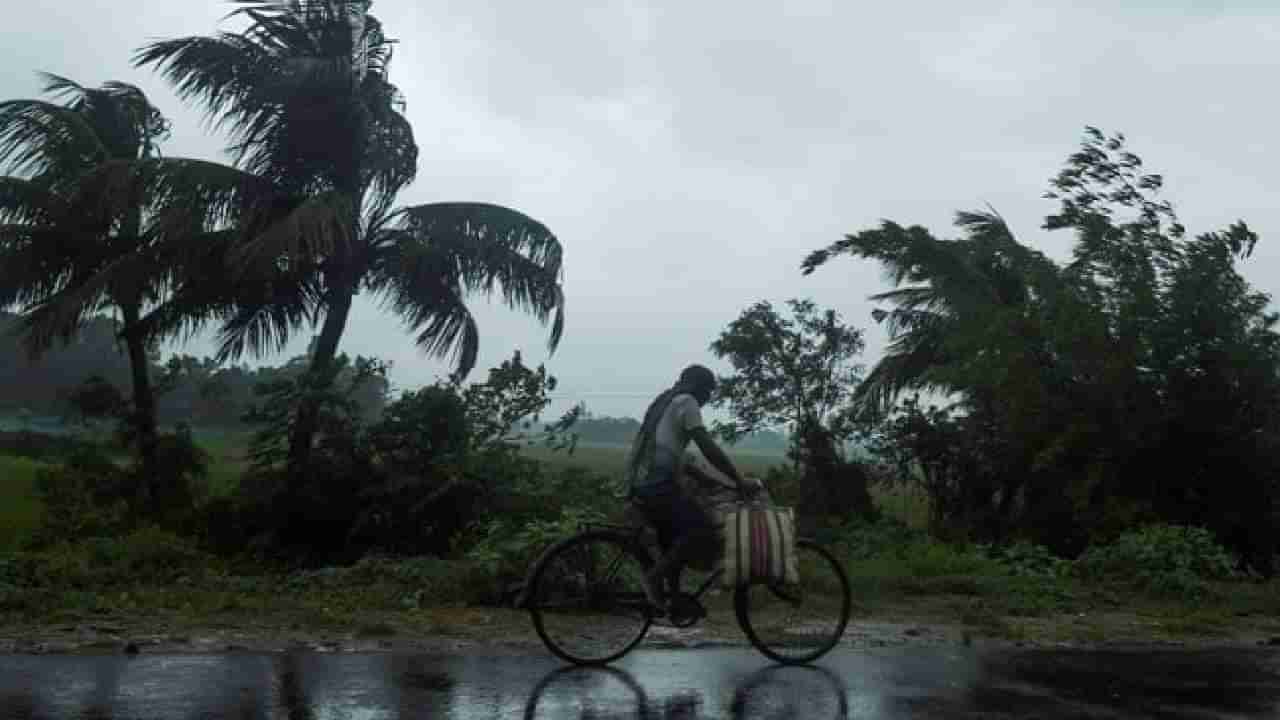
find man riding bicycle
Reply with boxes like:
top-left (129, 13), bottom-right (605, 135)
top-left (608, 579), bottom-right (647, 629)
top-left (626, 364), bottom-right (757, 615)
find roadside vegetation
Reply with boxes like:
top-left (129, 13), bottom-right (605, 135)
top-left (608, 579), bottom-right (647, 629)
top-left (3, 1), bottom-right (1280, 648)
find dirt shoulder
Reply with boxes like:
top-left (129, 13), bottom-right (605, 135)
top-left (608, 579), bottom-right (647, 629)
top-left (4, 596), bottom-right (1278, 656)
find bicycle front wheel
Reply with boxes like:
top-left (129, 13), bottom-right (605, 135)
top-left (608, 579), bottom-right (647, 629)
top-left (528, 530), bottom-right (654, 665)
top-left (734, 539), bottom-right (852, 665)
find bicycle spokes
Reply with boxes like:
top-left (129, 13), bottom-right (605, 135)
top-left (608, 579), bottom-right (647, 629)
top-left (529, 532), bottom-right (654, 665)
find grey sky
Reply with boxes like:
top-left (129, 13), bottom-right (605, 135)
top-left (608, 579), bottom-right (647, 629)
top-left (2, 1), bottom-right (1279, 419)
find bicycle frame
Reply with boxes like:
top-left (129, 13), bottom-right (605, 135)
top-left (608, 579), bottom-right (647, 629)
top-left (579, 520), bottom-right (726, 606)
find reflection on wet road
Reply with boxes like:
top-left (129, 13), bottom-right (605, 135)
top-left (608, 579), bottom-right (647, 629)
top-left (1, 647), bottom-right (1279, 718)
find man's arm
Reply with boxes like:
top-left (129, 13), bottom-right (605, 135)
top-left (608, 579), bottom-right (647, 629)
top-left (689, 426), bottom-right (747, 489)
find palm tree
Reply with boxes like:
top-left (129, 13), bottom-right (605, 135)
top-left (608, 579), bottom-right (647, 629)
top-left (123, 0), bottom-right (565, 470)
top-left (801, 210), bottom-right (1065, 415)
top-left (0, 74), bottom-right (173, 492)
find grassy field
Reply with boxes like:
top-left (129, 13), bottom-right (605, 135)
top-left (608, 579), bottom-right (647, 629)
top-left (5, 429), bottom-right (1280, 647)
top-left (521, 441), bottom-right (786, 477)
top-left (525, 441), bottom-right (931, 528)
top-left (0, 456), bottom-right (45, 551)
top-left (0, 431), bottom-right (928, 552)
top-left (195, 430), bottom-right (254, 498)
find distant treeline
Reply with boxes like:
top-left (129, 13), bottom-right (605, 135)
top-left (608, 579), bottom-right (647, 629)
top-left (570, 412), bottom-right (790, 452)
top-left (0, 312), bottom-right (387, 427)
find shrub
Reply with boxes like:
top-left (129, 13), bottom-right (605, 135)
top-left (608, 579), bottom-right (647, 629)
top-left (824, 516), bottom-right (926, 561)
top-left (17, 526), bottom-right (215, 589)
top-left (464, 505), bottom-right (610, 603)
top-left (981, 541), bottom-right (1071, 580)
top-left (143, 425), bottom-right (212, 520)
top-left (1075, 524), bottom-right (1239, 598)
top-left (892, 540), bottom-right (999, 578)
top-left (27, 447), bottom-right (132, 547)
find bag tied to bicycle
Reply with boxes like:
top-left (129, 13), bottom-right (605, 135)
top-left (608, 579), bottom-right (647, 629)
top-left (721, 503), bottom-right (800, 588)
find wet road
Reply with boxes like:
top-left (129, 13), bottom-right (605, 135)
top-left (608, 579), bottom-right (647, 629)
top-left (1, 646), bottom-right (1278, 718)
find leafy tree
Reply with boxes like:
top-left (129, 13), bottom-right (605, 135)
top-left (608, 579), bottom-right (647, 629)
top-left (112, 0), bottom-right (566, 477)
top-left (804, 127), bottom-right (1280, 566)
top-left (226, 349), bottom-right (576, 561)
top-left (0, 74), bottom-right (173, 498)
top-left (711, 299), bottom-right (865, 446)
top-left (65, 375), bottom-right (126, 429)
top-left (710, 298), bottom-right (875, 518)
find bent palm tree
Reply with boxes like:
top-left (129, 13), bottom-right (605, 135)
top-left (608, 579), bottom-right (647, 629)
top-left (801, 211), bottom-right (1065, 415)
top-left (0, 74), bottom-right (173, 494)
top-left (126, 0), bottom-right (565, 470)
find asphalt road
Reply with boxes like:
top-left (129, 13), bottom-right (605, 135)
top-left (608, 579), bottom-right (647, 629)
top-left (2, 646), bottom-right (1279, 718)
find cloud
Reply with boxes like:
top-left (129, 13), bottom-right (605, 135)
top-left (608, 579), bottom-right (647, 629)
top-left (2, 0), bottom-right (1279, 419)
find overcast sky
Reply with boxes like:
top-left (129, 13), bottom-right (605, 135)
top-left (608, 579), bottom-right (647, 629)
top-left (3, 1), bottom-right (1279, 419)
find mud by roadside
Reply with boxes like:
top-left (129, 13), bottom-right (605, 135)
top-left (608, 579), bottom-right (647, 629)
top-left (3, 602), bottom-right (1278, 656)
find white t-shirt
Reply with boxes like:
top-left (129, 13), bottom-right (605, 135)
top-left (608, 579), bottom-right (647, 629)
top-left (628, 393), bottom-right (704, 491)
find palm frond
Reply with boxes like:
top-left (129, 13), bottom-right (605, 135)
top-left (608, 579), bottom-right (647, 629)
top-left (366, 243), bottom-right (480, 375)
top-left (135, 34), bottom-right (274, 133)
top-left (214, 268), bottom-right (324, 361)
top-left (0, 176), bottom-right (67, 225)
top-left (15, 243), bottom-right (148, 352)
top-left (855, 325), bottom-right (950, 413)
top-left (136, 2), bottom-right (413, 206)
top-left (0, 98), bottom-right (106, 183)
top-left (0, 224), bottom-right (86, 309)
top-left (387, 202), bottom-right (566, 353)
top-left (71, 157), bottom-right (274, 238)
top-left (38, 73), bottom-right (170, 159)
top-left (228, 190), bottom-right (354, 269)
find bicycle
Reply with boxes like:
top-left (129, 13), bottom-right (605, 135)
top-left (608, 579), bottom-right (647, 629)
top-left (519, 484), bottom-right (852, 667)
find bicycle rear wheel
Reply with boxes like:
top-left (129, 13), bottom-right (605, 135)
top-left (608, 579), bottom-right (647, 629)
top-left (734, 539), bottom-right (851, 665)
top-left (528, 530), bottom-right (654, 665)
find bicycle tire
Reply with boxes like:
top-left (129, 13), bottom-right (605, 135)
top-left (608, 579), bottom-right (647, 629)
top-left (527, 530), bottom-right (655, 666)
top-left (734, 539), bottom-right (852, 665)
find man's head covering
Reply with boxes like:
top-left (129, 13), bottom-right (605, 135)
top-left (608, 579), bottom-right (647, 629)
top-left (677, 364), bottom-right (716, 394)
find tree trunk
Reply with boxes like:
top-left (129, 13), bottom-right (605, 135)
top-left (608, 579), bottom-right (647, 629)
top-left (119, 303), bottom-right (159, 510)
top-left (286, 282), bottom-right (355, 475)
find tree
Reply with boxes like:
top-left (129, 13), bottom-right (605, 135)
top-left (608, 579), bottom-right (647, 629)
top-left (803, 127), bottom-right (1280, 564)
top-left (0, 74), bottom-right (174, 499)
top-left (101, 0), bottom-right (565, 476)
top-left (65, 374), bottom-right (126, 429)
top-left (710, 298), bottom-right (875, 518)
top-left (801, 210), bottom-right (1074, 539)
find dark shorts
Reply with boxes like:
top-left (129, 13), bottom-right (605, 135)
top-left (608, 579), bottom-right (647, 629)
top-left (631, 482), bottom-right (714, 551)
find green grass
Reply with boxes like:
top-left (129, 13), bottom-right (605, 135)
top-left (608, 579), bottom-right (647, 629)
top-left (521, 442), bottom-right (932, 528)
top-left (0, 456), bottom-right (45, 551)
top-left (193, 431), bottom-right (253, 498)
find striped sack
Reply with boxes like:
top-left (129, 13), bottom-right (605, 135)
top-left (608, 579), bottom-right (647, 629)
top-left (720, 504), bottom-right (800, 588)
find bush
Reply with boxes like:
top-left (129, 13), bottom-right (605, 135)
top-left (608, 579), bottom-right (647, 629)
top-left (1075, 524), bottom-right (1239, 598)
top-left (16, 526), bottom-right (216, 589)
top-left (981, 541), bottom-right (1071, 580)
top-left (28, 447), bottom-right (133, 547)
top-left (231, 352), bottom-right (580, 564)
top-left (891, 540), bottom-right (999, 578)
top-left (825, 516), bottom-right (926, 561)
top-left (144, 425), bottom-right (212, 519)
top-left (464, 505), bottom-right (611, 604)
